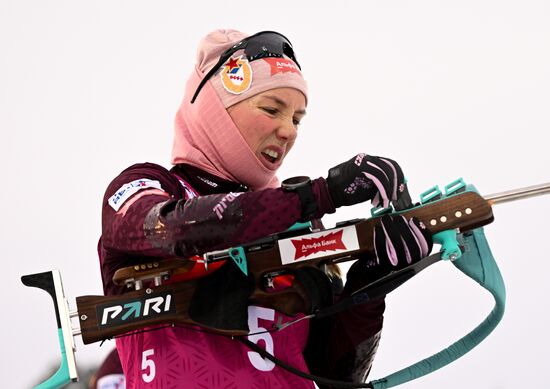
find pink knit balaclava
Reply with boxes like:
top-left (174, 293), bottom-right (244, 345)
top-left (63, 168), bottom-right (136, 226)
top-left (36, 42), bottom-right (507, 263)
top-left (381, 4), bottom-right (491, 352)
top-left (171, 29), bottom-right (308, 190)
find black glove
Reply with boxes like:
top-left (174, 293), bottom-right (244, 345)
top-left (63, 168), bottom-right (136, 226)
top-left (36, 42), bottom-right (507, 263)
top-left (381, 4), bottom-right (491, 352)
top-left (373, 214), bottom-right (433, 272)
top-left (343, 214), bottom-right (433, 297)
top-left (326, 154), bottom-right (407, 208)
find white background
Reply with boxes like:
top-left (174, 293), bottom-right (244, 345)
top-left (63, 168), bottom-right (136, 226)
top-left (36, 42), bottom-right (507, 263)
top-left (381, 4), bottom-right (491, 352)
top-left (2, 1), bottom-right (549, 388)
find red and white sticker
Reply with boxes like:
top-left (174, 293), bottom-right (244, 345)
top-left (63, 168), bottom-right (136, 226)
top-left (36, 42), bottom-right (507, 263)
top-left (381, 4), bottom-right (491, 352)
top-left (262, 57), bottom-right (302, 76)
top-left (278, 226), bottom-right (359, 265)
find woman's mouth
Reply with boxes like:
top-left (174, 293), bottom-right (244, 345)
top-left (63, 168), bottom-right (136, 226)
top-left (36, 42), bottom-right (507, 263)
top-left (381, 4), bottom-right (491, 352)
top-left (262, 149), bottom-right (279, 163)
top-left (259, 147), bottom-right (283, 169)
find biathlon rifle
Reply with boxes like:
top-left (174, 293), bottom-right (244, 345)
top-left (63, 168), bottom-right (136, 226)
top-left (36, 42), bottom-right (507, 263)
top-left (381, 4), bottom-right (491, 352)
top-left (22, 178), bottom-right (550, 388)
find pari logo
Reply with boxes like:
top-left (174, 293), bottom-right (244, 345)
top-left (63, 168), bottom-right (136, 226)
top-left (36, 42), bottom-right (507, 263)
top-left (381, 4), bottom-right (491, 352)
top-left (98, 291), bottom-right (174, 328)
top-left (278, 226), bottom-right (360, 265)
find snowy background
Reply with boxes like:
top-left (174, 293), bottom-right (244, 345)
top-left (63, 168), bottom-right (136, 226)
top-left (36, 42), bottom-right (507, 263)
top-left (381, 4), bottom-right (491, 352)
top-left (2, 1), bottom-right (549, 388)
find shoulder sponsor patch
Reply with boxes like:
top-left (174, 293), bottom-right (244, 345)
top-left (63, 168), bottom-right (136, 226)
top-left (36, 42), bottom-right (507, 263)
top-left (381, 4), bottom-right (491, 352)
top-left (108, 178), bottom-right (163, 211)
top-left (278, 226), bottom-right (360, 265)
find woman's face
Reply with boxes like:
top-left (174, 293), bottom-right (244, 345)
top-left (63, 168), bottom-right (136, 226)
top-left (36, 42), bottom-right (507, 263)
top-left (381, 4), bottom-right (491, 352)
top-left (227, 87), bottom-right (306, 171)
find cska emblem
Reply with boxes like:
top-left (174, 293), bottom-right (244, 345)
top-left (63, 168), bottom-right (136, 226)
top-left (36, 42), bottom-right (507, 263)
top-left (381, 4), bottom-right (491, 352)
top-left (220, 56), bottom-right (252, 95)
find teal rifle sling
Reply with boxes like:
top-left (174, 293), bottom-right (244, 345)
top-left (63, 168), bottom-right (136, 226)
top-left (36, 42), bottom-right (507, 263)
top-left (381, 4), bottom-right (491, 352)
top-left (369, 227), bottom-right (506, 388)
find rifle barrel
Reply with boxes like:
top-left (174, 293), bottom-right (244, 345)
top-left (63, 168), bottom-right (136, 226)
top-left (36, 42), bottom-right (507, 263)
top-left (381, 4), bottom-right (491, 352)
top-left (485, 182), bottom-right (550, 205)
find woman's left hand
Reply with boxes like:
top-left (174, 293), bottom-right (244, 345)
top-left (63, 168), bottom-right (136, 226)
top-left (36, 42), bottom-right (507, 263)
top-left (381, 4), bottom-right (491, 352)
top-left (373, 214), bottom-right (433, 271)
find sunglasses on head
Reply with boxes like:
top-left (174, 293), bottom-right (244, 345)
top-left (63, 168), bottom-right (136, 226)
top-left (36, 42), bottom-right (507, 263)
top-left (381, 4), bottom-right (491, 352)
top-left (191, 31), bottom-right (301, 103)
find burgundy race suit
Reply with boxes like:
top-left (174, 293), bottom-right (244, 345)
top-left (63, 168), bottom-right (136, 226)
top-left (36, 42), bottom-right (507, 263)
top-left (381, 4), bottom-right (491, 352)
top-left (89, 348), bottom-right (125, 389)
top-left (99, 162), bottom-right (385, 388)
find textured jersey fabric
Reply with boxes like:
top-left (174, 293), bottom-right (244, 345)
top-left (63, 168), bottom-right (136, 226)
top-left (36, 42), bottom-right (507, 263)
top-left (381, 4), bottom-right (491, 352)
top-left (117, 308), bottom-right (312, 389)
top-left (98, 162), bottom-right (385, 388)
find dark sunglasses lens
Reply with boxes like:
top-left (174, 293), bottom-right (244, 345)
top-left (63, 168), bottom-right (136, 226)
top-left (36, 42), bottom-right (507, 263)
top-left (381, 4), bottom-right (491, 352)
top-left (249, 33), bottom-right (286, 52)
top-left (244, 32), bottom-right (300, 68)
top-left (282, 43), bottom-right (298, 65)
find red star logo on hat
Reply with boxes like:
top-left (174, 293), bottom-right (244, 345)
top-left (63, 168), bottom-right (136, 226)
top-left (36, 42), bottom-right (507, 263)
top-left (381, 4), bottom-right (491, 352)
top-left (225, 57), bottom-right (240, 71)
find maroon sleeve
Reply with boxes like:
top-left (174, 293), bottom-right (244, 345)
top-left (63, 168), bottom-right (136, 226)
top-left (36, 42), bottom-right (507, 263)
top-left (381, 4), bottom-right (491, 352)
top-left (143, 178), bottom-right (336, 258)
top-left (101, 163), bottom-right (184, 257)
top-left (100, 163), bottom-right (336, 293)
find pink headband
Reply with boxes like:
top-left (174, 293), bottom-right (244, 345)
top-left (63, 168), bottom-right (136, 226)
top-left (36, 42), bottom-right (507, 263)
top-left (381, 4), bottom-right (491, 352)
top-left (195, 29), bottom-right (308, 107)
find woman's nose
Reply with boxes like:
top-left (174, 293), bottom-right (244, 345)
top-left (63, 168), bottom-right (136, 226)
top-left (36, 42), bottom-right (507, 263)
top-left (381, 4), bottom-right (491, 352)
top-left (276, 119), bottom-right (298, 141)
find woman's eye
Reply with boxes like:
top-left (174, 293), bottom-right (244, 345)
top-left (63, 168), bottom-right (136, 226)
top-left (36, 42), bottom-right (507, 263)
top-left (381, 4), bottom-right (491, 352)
top-left (261, 107), bottom-right (278, 115)
top-left (293, 118), bottom-right (301, 126)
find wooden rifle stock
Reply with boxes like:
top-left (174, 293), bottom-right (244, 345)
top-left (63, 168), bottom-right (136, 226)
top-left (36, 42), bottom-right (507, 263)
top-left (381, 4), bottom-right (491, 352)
top-left (76, 190), bottom-right (494, 344)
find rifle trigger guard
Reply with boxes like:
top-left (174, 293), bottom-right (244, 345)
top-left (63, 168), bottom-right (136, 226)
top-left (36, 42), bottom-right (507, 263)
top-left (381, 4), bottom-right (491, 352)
top-left (433, 229), bottom-right (462, 261)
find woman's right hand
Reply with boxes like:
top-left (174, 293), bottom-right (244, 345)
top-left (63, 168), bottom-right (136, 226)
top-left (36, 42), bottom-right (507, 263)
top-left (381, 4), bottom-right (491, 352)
top-left (326, 153), bottom-right (407, 208)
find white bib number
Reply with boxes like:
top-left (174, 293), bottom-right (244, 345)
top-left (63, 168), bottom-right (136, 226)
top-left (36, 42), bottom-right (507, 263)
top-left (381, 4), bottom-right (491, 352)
top-left (141, 348), bottom-right (156, 383)
top-left (246, 306), bottom-right (276, 372)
